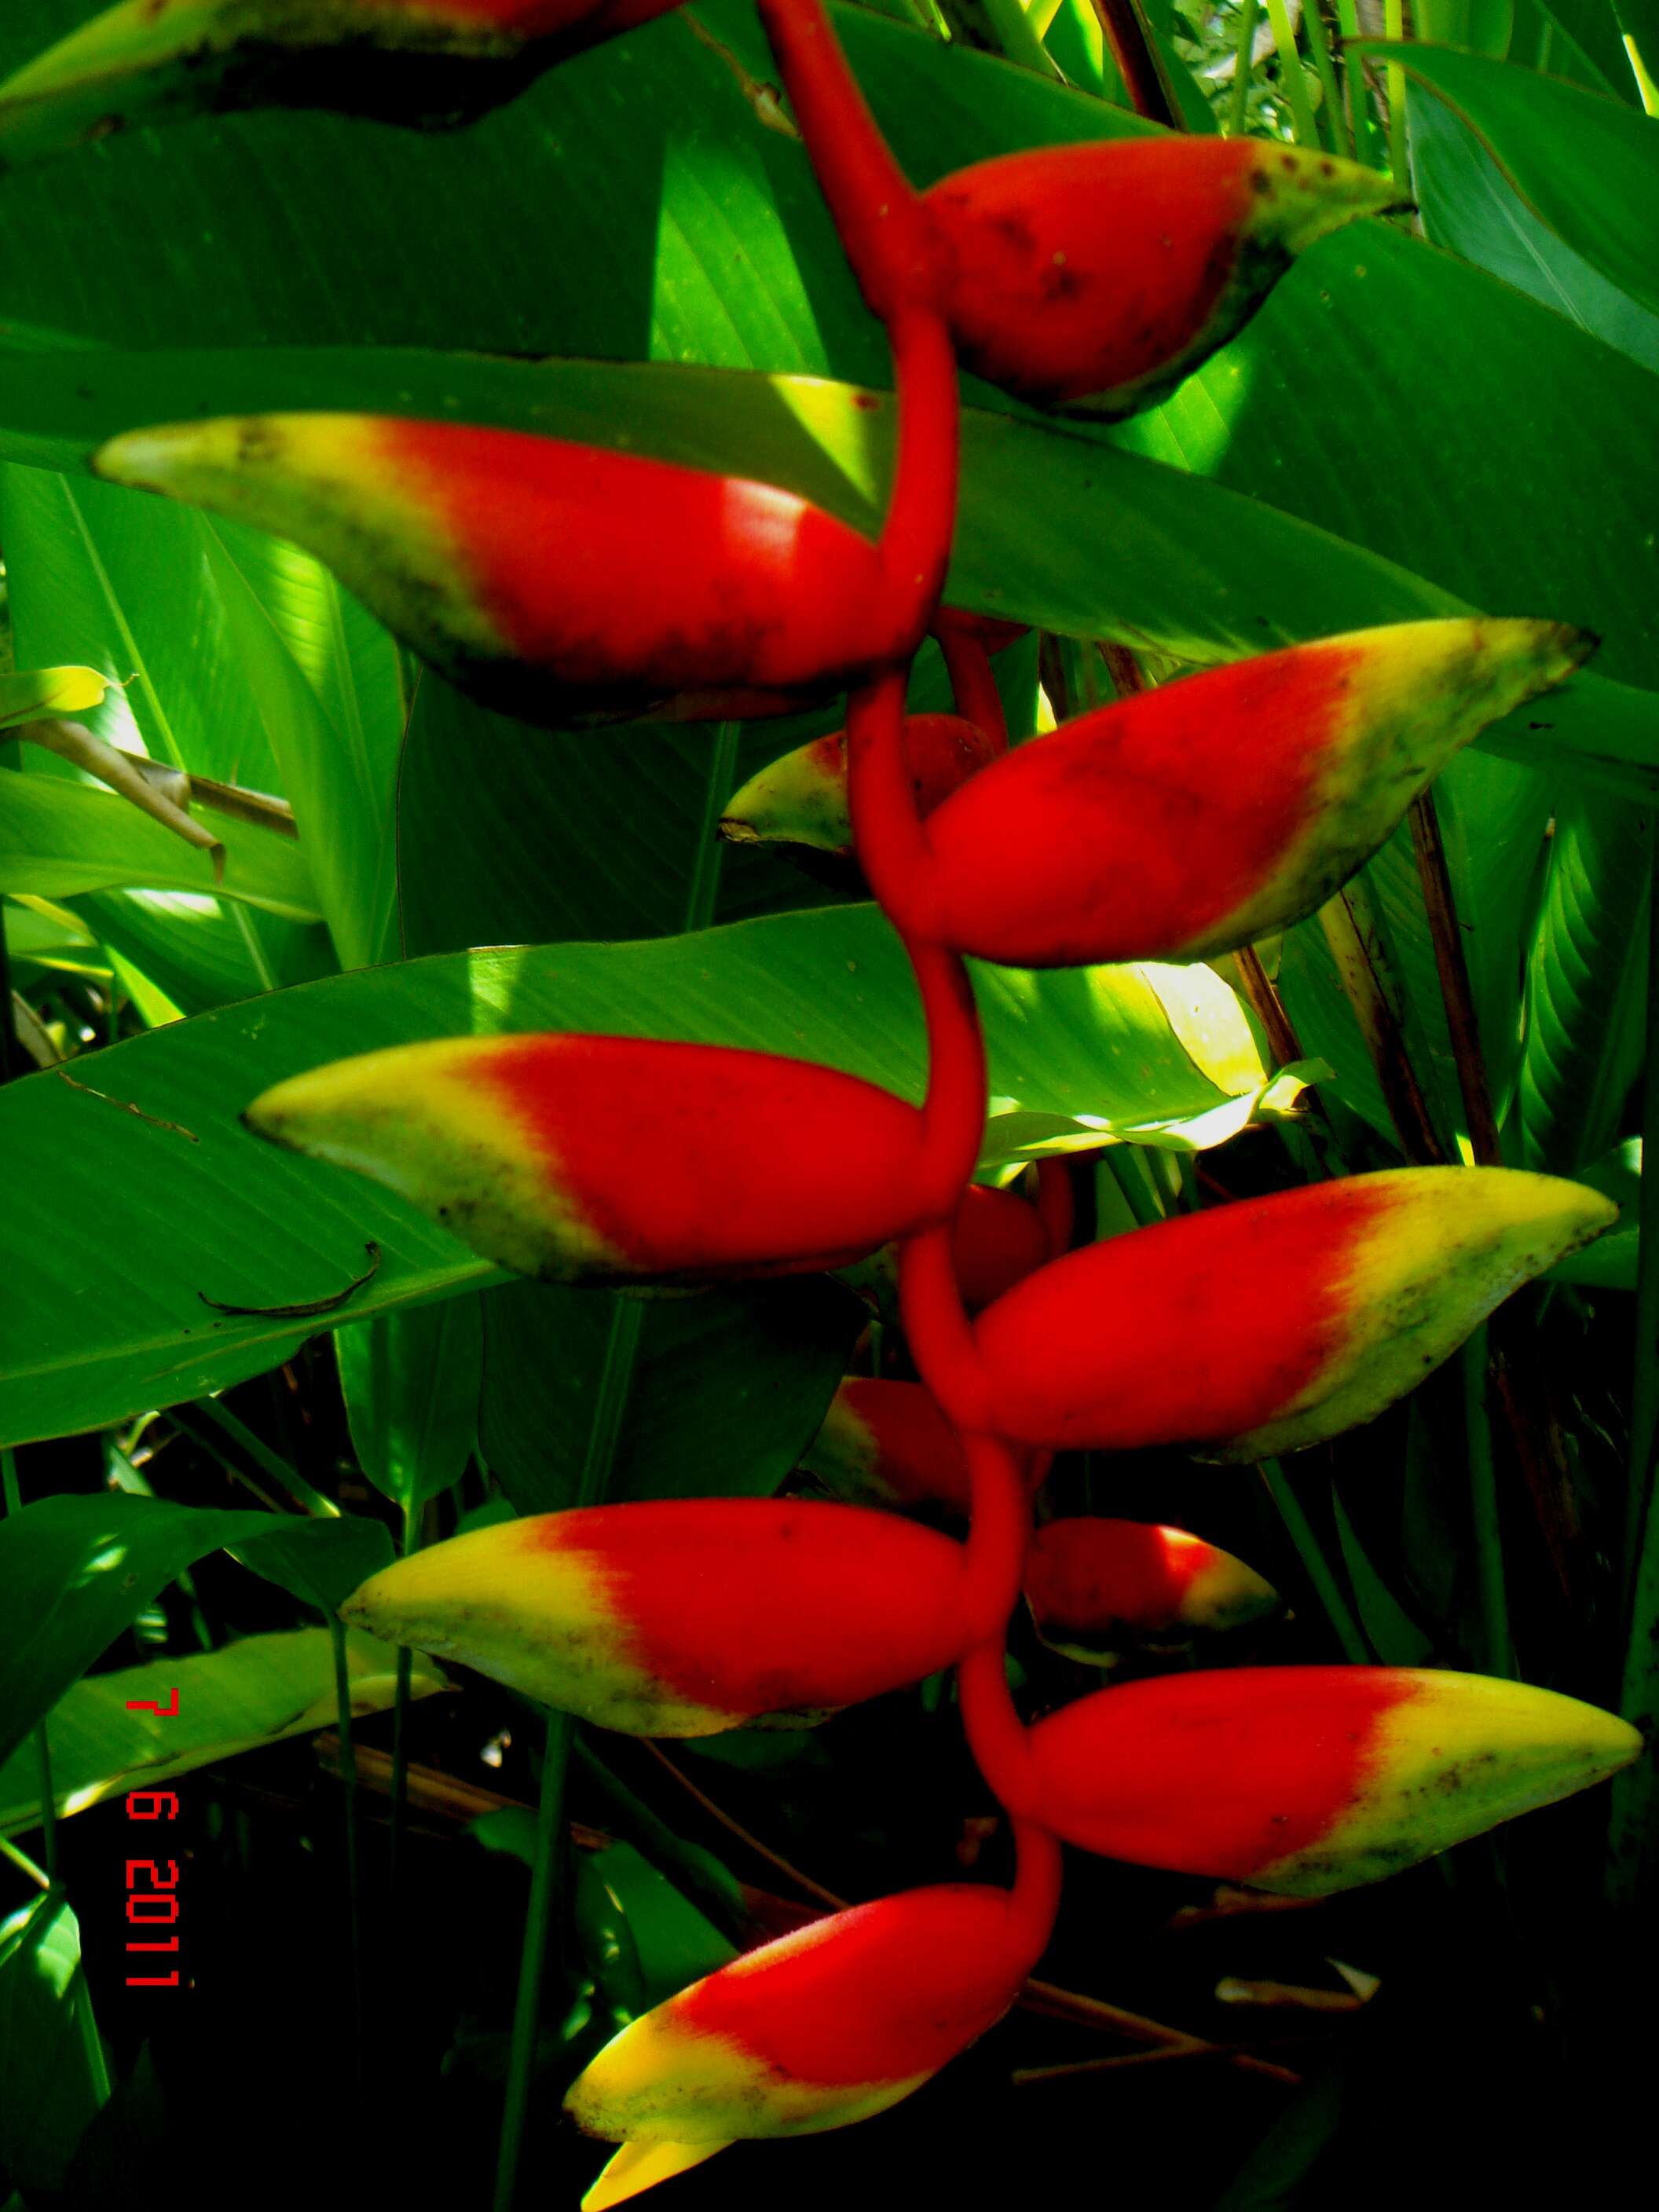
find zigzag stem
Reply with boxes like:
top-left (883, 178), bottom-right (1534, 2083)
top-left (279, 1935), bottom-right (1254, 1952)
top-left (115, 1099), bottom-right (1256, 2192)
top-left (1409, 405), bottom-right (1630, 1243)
top-left (778, 0), bottom-right (1061, 1978)
top-left (847, 656), bottom-right (1062, 1969)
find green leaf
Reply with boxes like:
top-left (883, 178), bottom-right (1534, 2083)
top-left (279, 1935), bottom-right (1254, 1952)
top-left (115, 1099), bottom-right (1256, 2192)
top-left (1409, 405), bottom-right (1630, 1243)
top-left (1360, 40), bottom-right (1659, 317)
top-left (0, 1626), bottom-right (450, 1837)
top-left (0, 1493), bottom-right (390, 1775)
top-left (478, 1278), bottom-right (856, 1514)
top-left (0, 906), bottom-right (1271, 1444)
top-left (336, 1297), bottom-right (482, 1511)
top-left (0, 665), bottom-right (110, 727)
top-left (0, 1892), bottom-right (108, 2195)
top-left (1552, 1137), bottom-right (1640, 1286)
top-left (1516, 796), bottom-right (1650, 1174)
top-left (0, 463), bottom-right (399, 969)
top-left (577, 1842), bottom-right (737, 2012)
top-left (1409, 84), bottom-right (1659, 374)
top-left (0, 770), bottom-right (320, 917)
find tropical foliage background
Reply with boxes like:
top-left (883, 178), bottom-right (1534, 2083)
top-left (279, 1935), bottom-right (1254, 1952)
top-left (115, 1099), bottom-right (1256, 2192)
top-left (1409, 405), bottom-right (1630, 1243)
top-left (0, 0), bottom-right (1655, 2204)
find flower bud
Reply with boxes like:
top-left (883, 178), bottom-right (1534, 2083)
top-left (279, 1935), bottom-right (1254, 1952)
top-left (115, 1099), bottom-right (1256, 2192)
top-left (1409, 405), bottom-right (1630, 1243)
top-left (1019, 1666), bottom-right (1643, 1892)
top-left (890, 621), bottom-right (1593, 967)
top-left (567, 1882), bottom-right (1041, 2205)
top-left (340, 1500), bottom-right (969, 1734)
top-left (973, 1167), bottom-right (1617, 1459)
top-left (925, 137), bottom-right (1408, 416)
top-left (243, 1034), bottom-right (931, 1287)
top-left (804, 1378), bottom-right (972, 1514)
top-left (0, 0), bottom-right (679, 159)
top-left (92, 416), bottom-right (903, 725)
top-left (720, 713), bottom-right (994, 865)
top-left (1024, 1518), bottom-right (1280, 1661)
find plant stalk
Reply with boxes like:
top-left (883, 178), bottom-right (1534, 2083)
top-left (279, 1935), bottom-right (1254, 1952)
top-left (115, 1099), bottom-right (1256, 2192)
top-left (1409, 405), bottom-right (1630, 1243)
top-left (1463, 1324), bottom-right (1515, 1677)
top-left (1227, 0), bottom-right (1262, 134)
top-left (1259, 1459), bottom-right (1369, 1663)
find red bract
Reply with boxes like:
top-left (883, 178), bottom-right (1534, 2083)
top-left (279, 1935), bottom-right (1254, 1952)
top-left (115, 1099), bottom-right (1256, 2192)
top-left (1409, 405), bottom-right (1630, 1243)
top-left (866, 621), bottom-right (1593, 966)
top-left (720, 712), bottom-right (995, 866)
top-left (1015, 1667), bottom-right (1643, 1892)
top-left (0, 0), bottom-right (683, 157)
top-left (924, 137), bottom-right (1407, 416)
top-left (972, 1167), bottom-right (1616, 1458)
top-left (92, 416), bottom-right (930, 727)
top-left (1024, 1518), bottom-right (1280, 1660)
top-left (244, 1033), bottom-right (943, 1286)
top-left (342, 1500), bottom-right (970, 1734)
top-left (566, 1881), bottom-right (1046, 2204)
top-left (802, 1375), bottom-right (1049, 1517)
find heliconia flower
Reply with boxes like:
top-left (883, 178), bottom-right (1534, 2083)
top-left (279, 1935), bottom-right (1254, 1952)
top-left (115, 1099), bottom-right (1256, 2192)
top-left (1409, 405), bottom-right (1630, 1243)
top-left (972, 1167), bottom-right (1616, 1459)
top-left (0, 0), bottom-right (681, 159)
top-left (923, 137), bottom-right (1408, 417)
top-left (720, 713), bottom-right (995, 866)
top-left (1016, 1666), bottom-right (1643, 1893)
top-left (566, 1882), bottom-right (1042, 2206)
top-left (243, 1034), bottom-right (936, 1287)
top-left (1024, 1518), bottom-right (1280, 1662)
top-left (340, 1500), bottom-right (969, 1734)
top-left (92, 417), bottom-right (911, 727)
top-left (880, 621), bottom-right (1593, 968)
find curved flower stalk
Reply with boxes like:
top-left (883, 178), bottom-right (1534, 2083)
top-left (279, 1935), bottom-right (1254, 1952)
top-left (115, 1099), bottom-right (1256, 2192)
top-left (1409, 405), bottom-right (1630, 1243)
top-left (1012, 1668), bottom-right (1643, 1892)
top-left (92, 368), bottom-right (959, 727)
top-left (0, 0), bottom-right (681, 159)
top-left (969, 1166), bottom-right (1617, 1459)
top-left (856, 619), bottom-right (1594, 968)
top-left (244, 1034), bottom-right (944, 1285)
top-left (566, 1848), bottom-right (1062, 2210)
top-left (341, 1500), bottom-right (971, 1734)
top-left (1024, 1518), bottom-right (1281, 1661)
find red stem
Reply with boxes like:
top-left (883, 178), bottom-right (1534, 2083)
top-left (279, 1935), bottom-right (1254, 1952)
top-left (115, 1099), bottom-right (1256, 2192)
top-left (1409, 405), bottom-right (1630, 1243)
top-left (957, 1640), bottom-right (1031, 1811)
top-left (899, 1221), bottom-right (992, 1432)
top-left (936, 610), bottom-right (1009, 754)
top-left (1008, 1818), bottom-right (1064, 1964)
top-left (961, 1429), bottom-right (1031, 1639)
top-left (877, 306), bottom-right (961, 657)
top-left (1033, 1159), bottom-right (1075, 1253)
top-left (753, 0), bottom-right (943, 323)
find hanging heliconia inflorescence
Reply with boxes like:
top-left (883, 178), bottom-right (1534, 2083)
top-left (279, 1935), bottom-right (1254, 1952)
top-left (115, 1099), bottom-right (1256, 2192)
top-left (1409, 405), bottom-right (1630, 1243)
top-left (60, 0), bottom-right (1643, 2202)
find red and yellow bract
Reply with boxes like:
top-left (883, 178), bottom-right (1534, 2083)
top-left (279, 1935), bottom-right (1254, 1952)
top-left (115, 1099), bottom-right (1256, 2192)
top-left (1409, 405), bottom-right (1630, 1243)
top-left (566, 1882), bottom-right (1046, 2206)
top-left (244, 1033), bottom-right (937, 1287)
top-left (93, 417), bottom-right (919, 727)
top-left (342, 1500), bottom-right (970, 1734)
top-left (877, 621), bottom-right (1593, 967)
top-left (1024, 1518), bottom-right (1280, 1661)
top-left (1016, 1667), bottom-right (1643, 1892)
top-left (972, 1167), bottom-right (1616, 1457)
top-left (0, 0), bottom-right (684, 156)
top-left (720, 712), bottom-right (995, 865)
top-left (925, 137), bottom-right (1407, 416)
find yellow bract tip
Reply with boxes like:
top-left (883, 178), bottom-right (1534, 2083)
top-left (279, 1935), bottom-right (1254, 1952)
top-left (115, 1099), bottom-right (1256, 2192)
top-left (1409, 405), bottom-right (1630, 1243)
top-left (581, 2139), bottom-right (731, 2212)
